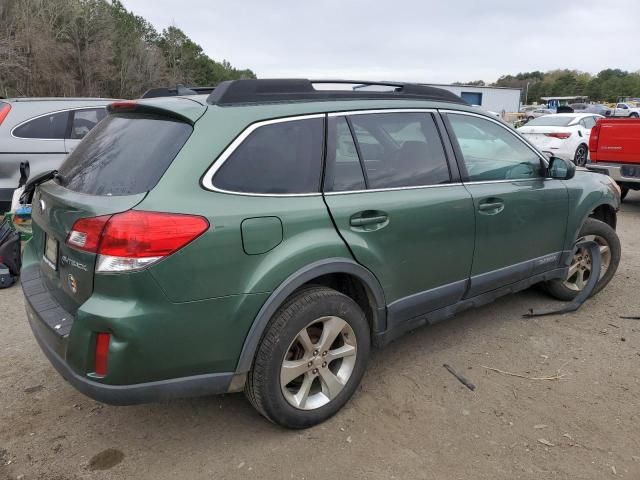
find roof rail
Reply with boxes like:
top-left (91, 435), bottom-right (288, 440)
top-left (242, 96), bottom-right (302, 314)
top-left (206, 79), bottom-right (468, 106)
top-left (141, 85), bottom-right (215, 99)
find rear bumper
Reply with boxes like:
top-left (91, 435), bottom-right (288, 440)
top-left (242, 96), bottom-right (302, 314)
top-left (26, 310), bottom-right (234, 405)
top-left (0, 187), bottom-right (13, 213)
top-left (22, 263), bottom-right (235, 405)
top-left (0, 187), bottom-right (13, 202)
top-left (587, 162), bottom-right (640, 184)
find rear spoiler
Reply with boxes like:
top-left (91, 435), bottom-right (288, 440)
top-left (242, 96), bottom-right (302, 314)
top-left (107, 100), bottom-right (206, 124)
top-left (140, 85), bottom-right (215, 99)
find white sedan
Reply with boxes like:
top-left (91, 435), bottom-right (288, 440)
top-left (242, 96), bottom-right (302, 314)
top-left (517, 113), bottom-right (603, 166)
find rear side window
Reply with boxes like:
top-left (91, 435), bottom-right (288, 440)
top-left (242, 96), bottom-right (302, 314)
top-left (13, 111), bottom-right (69, 139)
top-left (213, 117), bottom-right (324, 194)
top-left (347, 112), bottom-right (450, 189)
top-left (581, 116), bottom-right (597, 129)
top-left (324, 117), bottom-right (366, 192)
top-left (69, 108), bottom-right (107, 139)
top-left (58, 114), bottom-right (192, 196)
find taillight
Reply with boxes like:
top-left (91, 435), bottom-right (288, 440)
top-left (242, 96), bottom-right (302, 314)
top-left (66, 211), bottom-right (209, 272)
top-left (66, 215), bottom-right (111, 252)
top-left (590, 122), bottom-right (601, 157)
top-left (544, 132), bottom-right (571, 139)
top-left (94, 332), bottom-right (110, 376)
top-left (0, 103), bottom-right (11, 125)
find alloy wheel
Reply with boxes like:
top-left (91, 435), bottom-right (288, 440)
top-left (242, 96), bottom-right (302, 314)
top-left (563, 234), bottom-right (611, 291)
top-left (280, 316), bottom-right (357, 410)
top-left (574, 145), bottom-right (588, 167)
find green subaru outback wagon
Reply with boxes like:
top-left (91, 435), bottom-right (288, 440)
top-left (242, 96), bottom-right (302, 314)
top-left (22, 79), bottom-right (621, 428)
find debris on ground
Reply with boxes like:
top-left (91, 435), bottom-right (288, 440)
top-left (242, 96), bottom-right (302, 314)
top-left (537, 439), bottom-right (555, 447)
top-left (481, 366), bottom-right (565, 381)
top-left (443, 364), bottom-right (476, 391)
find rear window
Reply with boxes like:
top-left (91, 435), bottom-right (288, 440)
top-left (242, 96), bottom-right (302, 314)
top-left (213, 117), bottom-right (324, 194)
top-left (57, 114), bottom-right (192, 196)
top-left (526, 116), bottom-right (575, 126)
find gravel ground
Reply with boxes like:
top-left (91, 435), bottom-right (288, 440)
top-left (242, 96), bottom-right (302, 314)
top-left (1, 192), bottom-right (639, 480)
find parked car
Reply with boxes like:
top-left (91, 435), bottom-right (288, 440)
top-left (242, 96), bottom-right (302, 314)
top-left (524, 108), bottom-right (554, 121)
top-left (587, 117), bottom-right (640, 200)
top-left (0, 97), bottom-right (115, 213)
top-left (22, 79), bottom-right (621, 429)
top-left (520, 105), bottom-right (547, 114)
top-left (611, 102), bottom-right (640, 117)
top-left (582, 104), bottom-right (612, 116)
top-left (517, 113), bottom-right (604, 166)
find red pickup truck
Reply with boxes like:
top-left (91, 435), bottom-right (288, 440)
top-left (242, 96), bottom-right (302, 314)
top-left (588, 118), bottom-right (640, 200)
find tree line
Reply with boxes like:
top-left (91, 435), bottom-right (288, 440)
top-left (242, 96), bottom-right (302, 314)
top-left (0, 0), bottom-right (256, 99)
top-left (458, 69), bottom-right (640, 104)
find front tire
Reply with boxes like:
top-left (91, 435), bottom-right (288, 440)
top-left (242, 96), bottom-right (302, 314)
top-left (245, 286), bottom-right (370, 429)
top-left (545, 218), bottom-right (620, 301)
top-left (574, 144), bottom-right (588, 167)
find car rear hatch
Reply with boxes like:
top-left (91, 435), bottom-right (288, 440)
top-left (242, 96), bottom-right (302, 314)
top-left (29, 98), bottom-right (205, 317)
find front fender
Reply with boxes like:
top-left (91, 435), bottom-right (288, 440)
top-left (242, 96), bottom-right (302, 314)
top-left (564, 170), bottom-right (620, 251)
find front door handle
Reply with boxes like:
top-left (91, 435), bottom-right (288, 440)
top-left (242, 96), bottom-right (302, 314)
top-left (478, 199), bottom-right (505, 215)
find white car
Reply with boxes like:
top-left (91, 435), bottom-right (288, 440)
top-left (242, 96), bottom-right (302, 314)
top-left (517, 113), bottom-right (603, 166)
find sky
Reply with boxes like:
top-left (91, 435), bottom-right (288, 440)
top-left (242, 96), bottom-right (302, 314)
top-left (121, 0), bottom-right (639, 84)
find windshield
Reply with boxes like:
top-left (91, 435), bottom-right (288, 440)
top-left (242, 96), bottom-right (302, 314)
top-left (57, 113), bottom-right (192, 196)
top-left (526, 116), bottom-right (575, 127)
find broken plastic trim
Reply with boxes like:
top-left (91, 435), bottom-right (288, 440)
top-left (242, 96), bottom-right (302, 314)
top-left (525, 240), bottom-right (602, 317)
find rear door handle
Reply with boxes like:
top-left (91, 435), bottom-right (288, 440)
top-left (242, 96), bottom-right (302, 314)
top-left (350, 215), bottom-right (388, 226)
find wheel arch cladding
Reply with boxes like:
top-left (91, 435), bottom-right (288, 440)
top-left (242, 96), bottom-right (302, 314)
top-left (589, 203), bottom-right (617, 230)
top-left (234, 258), bottom-right (386, 374)
top-left (568, 200), bottom-right (617, 249)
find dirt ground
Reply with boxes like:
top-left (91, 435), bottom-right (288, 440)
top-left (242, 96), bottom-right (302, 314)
top-left (1, 193), bottom-right (639, 480)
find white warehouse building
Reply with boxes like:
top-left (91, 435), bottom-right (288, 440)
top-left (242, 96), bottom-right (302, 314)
top-left (424, 84), bottom-right (522, 114)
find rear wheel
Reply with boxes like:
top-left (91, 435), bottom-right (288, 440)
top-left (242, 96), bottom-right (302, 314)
top-left (631, 112), bottom-right (639, 118)
top-left (574, 144), bottom-right (588, 167)
top-left (245, 286), bottom-right (370, 429)
top-left (545, 218), bottom-right (620, 301)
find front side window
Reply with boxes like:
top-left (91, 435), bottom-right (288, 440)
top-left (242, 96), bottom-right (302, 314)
top-left (70, 108), bottom-right (107, 139)
top-left (346, 112), bottom-right (450, 189)
top-left (448, 113), bottom-right (543, 181)
top-left (13, 111), bottom-right (69, 139)
top-left (213, 117), bottom-right (324, 194)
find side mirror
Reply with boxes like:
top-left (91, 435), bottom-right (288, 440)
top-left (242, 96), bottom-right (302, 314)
top-left (548, 156), bottom-right (576, 180)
